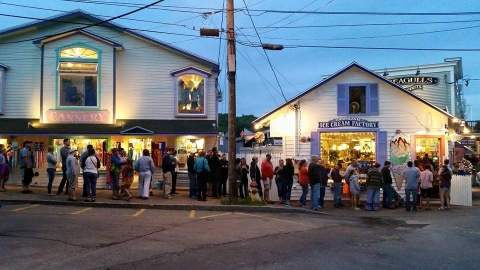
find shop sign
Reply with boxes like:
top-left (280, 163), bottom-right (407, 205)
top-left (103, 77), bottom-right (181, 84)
top-left (318, 118), bottom-right (378, 129)
top-left (46, 109), bottom-right (110, 124)
top-left (389, 76), bottom-right (439, 92)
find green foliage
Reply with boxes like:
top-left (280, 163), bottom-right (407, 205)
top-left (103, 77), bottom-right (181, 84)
top-left (218, 113), bottom-right (257, 137)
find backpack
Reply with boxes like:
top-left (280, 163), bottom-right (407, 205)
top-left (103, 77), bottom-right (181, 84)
top-left (440, 166), bottom-right (452, 188)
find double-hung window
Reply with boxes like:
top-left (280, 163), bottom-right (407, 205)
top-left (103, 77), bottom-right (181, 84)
top-left (57, 46), bottom-right (99, 107)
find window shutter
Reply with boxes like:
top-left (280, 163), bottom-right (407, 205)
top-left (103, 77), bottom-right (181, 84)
top-left (377, 131), bottom-right (388, 166)
top-left (337, 84), bottom-right (348, 115)
top-left (310, 131), bottom-right (320, 156)
top-left (367, 83), bottom-right (379, 115)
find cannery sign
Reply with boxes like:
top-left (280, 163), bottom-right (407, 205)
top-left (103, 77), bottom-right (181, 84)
top-left (389, 76), bottom-right (438, 91)
top-left (318, 118), bottom-right (378, 129)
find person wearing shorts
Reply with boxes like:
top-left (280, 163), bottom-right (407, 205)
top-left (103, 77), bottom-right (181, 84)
top-left (420, 165), bottom-right (434, 209)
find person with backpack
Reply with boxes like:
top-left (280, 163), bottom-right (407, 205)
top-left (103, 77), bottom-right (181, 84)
top-left (438, 159), bottom-right (453, 210)
top-left (194, 151), bottom-right (210, 201)
top-left (136, 149), bottom-right (155, 200)
top-left (298, 159), bottom-right (309, 207)
top-left (83, 147), bottom-right (100, 202)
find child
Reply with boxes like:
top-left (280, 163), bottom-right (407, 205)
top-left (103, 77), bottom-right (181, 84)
top-left (121, 159), bottom-right (134, 201)
top-left (349, 168), bottom-right (361, 210)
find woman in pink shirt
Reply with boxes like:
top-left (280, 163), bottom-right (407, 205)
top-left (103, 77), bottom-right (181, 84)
top-left (420, 165), bottom-right (434, 209)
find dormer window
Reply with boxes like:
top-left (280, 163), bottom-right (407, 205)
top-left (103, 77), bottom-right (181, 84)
top-left (171, 67), bottom-right (211, 117)
top-left (57, 45), bottom-right (100, 108)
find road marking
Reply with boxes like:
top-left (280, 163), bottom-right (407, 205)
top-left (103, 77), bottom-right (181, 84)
top-left (236, 212), bottom-right (316, 228)
top-left (198, 212), bottom-right (232, 220)
top-left (71, 207), bottom-right (92, 215)
top-left (189, 210), bottom-right (196, 219)
top-left (132, 209), bottom-right (146, 217)
top-left (11, 204), bottom-right (40, 212)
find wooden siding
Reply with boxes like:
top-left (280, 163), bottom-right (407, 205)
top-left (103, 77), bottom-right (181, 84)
top-left (268, 66), bottom-right (449, 160)
top-left (0, 17), bottom-right (218, 120)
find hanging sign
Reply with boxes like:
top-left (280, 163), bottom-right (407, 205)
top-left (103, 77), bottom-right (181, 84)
top-left (318, 118), bottom-right (378, 129)
top-left (389, 76), bottom-right (438, 91)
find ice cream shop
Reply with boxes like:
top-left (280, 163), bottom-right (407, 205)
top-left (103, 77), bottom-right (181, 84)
top-left (252, 63), bottom-right (454, 175)
top-left (0, 10), bottom-right (220, 186)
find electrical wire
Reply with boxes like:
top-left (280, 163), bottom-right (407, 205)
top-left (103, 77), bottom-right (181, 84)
top-left (241, 0), bottom-right (288, 102)
top-left (241, 9), bottom-right (480, 16)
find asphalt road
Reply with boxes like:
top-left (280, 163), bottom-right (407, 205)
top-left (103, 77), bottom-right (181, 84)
top-left (1, 203), bottom-right (480, 270)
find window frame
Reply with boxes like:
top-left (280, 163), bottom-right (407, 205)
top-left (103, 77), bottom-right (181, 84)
top-left (348, 85), bottom-right (367, 115)
top-left (55, 43), bottom-right (102, 110)
top-left (172, 68), bottom-right (209, 118)
top-left (337, 83), bottom-right (379, 116)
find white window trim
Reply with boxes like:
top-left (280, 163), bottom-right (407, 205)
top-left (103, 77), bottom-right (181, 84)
top-left (58, 73), bottom-right (99, 108)
top-left (173, 70), bottom-right (208, 118)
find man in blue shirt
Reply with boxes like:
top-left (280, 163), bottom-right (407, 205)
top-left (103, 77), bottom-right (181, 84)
top-left (403, 161), bottom-right (420, 212)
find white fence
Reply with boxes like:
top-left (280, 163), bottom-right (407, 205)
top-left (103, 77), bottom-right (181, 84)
top-left (451, 175), bottom-right (472, 206)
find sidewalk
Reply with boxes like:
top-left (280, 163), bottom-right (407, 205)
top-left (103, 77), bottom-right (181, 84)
top-left (2, 185), bottom-right (478, 217)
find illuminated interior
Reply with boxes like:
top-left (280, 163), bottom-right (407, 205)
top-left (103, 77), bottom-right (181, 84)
top-left (53, 138), bottom-right (107, 168)
top-left (320, 132), bottom-right (376, 166)
top-left (111, 137), bottom-right (152, 161)
top-left (176, 136), bottom-right (205, 169)
top-left (177, 74), bottom-right (205, 114)
top-left (0, 138), bottom-right (7, 147)
top-left (415, 137), bottom-right (441, 165)
top-left (60, 47), bottom-right (98, 59)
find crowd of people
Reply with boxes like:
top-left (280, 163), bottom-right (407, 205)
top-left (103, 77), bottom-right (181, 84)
top-left (0, 141), bottom-right (457, 210)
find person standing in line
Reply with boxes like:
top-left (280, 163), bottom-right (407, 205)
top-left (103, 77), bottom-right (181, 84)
top-left (234, 158), bottom-right (242, 198)
top-left (331, 163), bottom-right (343, 208)
top-left (403, 161), bottom-right (420, 212)
top-left (110, 148), bottom-right (125, 200)
top-left (208, 148), bottom-right (220, 198)
top-left (261, 154), bottom-right (274, 202)
top-left (298, 159), bottom-right (309, 208)
top-left (438, 159), bottom-right (453, 210)
top-left (250, 157), bottom-right (263, 199)
top-left (318, 160), bottom-right (329, 209)
top-left (420, 165), bottom-right (434, 210)
top-left (136, 149), bottom-right (155, 200)
top-left (349, 168), bottom-right (361, 210)
top-left (57, 138), bottom-right (71, 195)
top-left (308, 156), bottom-right (322, 210)
top-left (83, 147), bottom-right (100, 202)
top-left (170, 149), bottom-right (179, 195)
top-left (282, 158), bottom-right (295, 206)
top-left (120, 159), bottom-right (134, 201)
top-left (194, 151), bottom-right (210, 201)
top-left (19, 141), bottom-right (35, 194)
top-left (187, 152), bottom-right (197, 199)
top-left (366, 163), bottom-right (383, 211)
top-left (382, 161), bottom-right (394, 209)
top-left (0, 145), bottom-right (10, 192)
top-left (274, 159), bottom-right (285, 202)
top-left (46, 146), bottom-right (57, 195)
top-left (238, 158), bottom-right (250, 199)
top-left (218, 154), bottom-right (229, 197)
top-left (66, 149), bottom-right (80, 201)
top-left (80, 145), bottom-right (94, 199)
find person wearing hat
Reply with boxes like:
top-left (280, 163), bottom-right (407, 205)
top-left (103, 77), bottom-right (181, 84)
top-left (66, 148), bottom-right (80, 201)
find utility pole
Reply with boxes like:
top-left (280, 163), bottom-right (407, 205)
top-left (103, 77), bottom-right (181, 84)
top-left (226, 0), bottom-right (237, 198)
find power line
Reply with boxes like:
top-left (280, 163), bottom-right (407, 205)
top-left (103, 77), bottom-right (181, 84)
top-left (242, 9), bottom-right (480, 16)
top-left (238, 41), bottom-right (480, 51)
top-left (241, 0), bottom-right (288, 102)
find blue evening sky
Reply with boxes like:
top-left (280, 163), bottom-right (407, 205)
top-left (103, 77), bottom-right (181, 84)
top-left (1, 0), bottom-right (479, 119)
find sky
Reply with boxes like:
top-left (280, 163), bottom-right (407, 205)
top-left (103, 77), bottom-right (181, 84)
top-left (0, 0), bottom-right (479, 119)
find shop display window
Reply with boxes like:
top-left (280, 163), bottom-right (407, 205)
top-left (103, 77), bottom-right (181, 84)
top-left (415, 137), bottom-right (441, 168)
top-left (53, 138), bottom-right (107, 169)
top-left (112, 137), bottom-right (152, 161)
top-left (349, 86), bottom-right (366, 114)
top-left (176, 136), bottom-right (205, 169)
top-left (57, 46), bottom-right (99, 107)
top-left (320, 132), bottom-right (376, 166)
top-left (177, 74), bottom-right (205, 115)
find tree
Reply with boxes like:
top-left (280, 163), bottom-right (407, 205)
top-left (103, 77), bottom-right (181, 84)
top-left (218, 113), bottom-right (257, 137)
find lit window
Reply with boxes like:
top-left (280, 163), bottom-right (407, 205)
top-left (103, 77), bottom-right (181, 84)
top-left (60, 47), bottom-right (98, 59)
top-left (177, 74), bottom-right (205, 114)
top-left (58, 46), bottom-right (99, 107)
top-left (349, 86), bottom-right (366, 114)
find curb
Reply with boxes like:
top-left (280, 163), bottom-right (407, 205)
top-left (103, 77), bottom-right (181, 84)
top-left (0, 199), bottom-right (329, 215)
